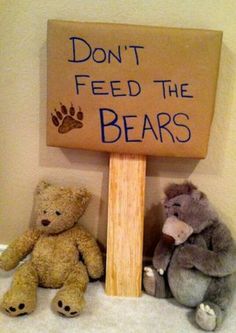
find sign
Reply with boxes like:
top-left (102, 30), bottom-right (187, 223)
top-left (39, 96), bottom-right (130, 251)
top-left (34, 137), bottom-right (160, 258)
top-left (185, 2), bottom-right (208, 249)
top-left (47, 20), bottom-right (222, 158)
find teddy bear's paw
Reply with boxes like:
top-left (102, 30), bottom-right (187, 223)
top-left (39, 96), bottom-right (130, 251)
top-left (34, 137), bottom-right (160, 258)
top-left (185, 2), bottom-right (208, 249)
top-left (195, 303), bottom-right (217, 331)
top-left (143, 267), bottom-right (156, 296)
top-left (1, 290), bottom-right (36, 317)
top-left (52, 291), bottom-right (85, 318)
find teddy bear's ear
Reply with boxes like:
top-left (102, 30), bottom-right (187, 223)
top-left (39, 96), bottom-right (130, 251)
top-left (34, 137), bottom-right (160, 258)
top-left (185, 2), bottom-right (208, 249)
top-left (36, 181), bottom-right (51, 195)
top-left (191, 189), bottom-right (206, 201)
top-left (73, 187), bottom-right (91, 206)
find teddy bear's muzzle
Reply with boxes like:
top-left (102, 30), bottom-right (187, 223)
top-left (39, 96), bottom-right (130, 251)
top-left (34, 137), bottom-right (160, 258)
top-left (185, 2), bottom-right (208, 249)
top-left (41, 219), bottom-right (51, 226)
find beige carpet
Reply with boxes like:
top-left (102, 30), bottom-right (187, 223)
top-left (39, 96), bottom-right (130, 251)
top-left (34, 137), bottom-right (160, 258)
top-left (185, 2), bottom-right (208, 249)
top-left (0, 270), bottom-right (235, 333)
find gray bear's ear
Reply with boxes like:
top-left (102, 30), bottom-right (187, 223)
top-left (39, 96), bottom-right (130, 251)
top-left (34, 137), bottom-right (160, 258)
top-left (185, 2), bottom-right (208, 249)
top-left (36, 181), bottom-right (51, 195)
top-left (165, 181), bottom-right (197, 200)
top-left (191, 189), bottom-right (206, 201)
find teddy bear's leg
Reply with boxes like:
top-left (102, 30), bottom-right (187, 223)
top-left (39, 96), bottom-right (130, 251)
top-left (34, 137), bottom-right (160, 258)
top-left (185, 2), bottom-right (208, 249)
top-left (143, 266), bottom-right (172, 298)
top-left (195, 276), bottom-right (233, 331)
top-left (51, 262), bottom-right (89, 317)
top-left (1, 261), bottom-right (38, 317)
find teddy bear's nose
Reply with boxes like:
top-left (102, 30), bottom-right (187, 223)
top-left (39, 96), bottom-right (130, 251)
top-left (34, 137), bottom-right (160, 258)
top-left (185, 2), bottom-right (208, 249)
top-left (41, 219), bottom-right (51, 226)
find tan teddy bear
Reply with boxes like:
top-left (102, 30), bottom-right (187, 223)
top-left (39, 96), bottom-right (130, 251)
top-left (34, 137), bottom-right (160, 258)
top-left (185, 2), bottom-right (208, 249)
top-left (0, 181), bottom-right (104, 317)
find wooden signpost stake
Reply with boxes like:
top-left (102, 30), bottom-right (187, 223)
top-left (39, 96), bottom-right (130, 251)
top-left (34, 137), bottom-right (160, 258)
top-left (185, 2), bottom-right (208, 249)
top-left (47, 20), bottom-right (222, 297)
top-left (106, 154), bottom-right (146, 296)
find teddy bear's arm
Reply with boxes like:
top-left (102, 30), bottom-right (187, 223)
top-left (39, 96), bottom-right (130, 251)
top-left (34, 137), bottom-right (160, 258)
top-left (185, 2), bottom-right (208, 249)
top-left (0, 229), bottom-right (41, 271)
top-left (75, 226), bottom-right (104, 279)
top-left (178, 223), bottom-right (236, 277)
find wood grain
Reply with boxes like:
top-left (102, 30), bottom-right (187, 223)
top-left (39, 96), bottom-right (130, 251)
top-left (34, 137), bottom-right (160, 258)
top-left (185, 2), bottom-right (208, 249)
top-left (105, 153), bottom-right (146, 296)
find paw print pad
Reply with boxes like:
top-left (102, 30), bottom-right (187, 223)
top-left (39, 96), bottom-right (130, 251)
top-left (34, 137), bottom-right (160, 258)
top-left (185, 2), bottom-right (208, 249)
top-left (51, 103), bottom-right (84, 134)
top-left (5, 303), bottom-right (28, 317)
top-left (57, 300), bottom-right (79, 317)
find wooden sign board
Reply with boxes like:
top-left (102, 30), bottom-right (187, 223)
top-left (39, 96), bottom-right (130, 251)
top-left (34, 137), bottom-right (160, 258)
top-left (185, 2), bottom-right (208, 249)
top-left (47, 20), bottom-right (222, 158)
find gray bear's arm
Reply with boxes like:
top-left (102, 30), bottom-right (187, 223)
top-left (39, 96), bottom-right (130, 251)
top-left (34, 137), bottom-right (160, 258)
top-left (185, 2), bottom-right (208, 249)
top-left (188, 234), bottom-right (207, 248)
top-left (153, 236), bottom-right (175, 273)
top-left (179, 223), bottom-right (236, 277)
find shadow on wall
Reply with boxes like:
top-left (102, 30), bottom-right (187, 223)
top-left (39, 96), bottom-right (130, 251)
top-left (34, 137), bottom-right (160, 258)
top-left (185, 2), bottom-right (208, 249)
top-left (143, 202), bottom-right (164, 259)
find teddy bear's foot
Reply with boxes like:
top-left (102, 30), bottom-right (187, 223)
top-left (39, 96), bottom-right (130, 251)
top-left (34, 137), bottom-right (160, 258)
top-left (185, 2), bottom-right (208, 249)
top-left (1, 290), bottom-right (37, 317)
top-left (51, 262), bottom-right (89, 317)
top-left (1, 262), bottom-right (38, 317)
top-left (52, 289), bottom-right (85, 318)
top-left (195, 303), bottom-right (218, 331)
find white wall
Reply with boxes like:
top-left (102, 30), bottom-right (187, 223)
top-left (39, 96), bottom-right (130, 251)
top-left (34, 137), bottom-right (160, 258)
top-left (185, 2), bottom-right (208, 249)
top-left (0, 0), bottom-right (236, 256)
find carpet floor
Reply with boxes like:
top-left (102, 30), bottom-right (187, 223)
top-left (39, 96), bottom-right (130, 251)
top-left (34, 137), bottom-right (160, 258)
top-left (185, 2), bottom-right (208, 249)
top-left (0, 270), bottom-right (235, 333)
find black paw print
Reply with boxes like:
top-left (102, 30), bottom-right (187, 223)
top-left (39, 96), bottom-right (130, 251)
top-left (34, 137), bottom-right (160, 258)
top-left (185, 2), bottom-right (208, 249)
top-left (5, 303), bottom-right (28, 316)
top-left (51, 103), bottom-right (84, 134)
top-left (57, 300), bottom-right (78, 317)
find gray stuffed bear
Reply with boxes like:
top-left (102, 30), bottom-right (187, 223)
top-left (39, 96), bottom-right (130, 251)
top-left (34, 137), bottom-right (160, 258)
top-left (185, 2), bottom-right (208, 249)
top-left (143, 181), bottom-right (236, 331)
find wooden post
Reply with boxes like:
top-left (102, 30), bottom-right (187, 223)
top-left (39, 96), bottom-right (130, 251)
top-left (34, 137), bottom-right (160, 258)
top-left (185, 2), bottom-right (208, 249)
top-left (105, 153), bottom-right (146, 296)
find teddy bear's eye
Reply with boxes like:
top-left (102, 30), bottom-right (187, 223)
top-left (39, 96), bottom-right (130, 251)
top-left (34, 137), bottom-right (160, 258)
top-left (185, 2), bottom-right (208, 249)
top-left (173, 203), bottom-right (181, 207)
top-left (56, 211), bottom-right (61, 216)
top-left (43, 210), bottom-right (47, 214)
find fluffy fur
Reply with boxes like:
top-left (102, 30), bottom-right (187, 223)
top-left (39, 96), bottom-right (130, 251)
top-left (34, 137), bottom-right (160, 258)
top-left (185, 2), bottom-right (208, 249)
top-left (0, 181), bottom-right (104, 317)
top-left (143, 181), bottom-right (236, 331)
